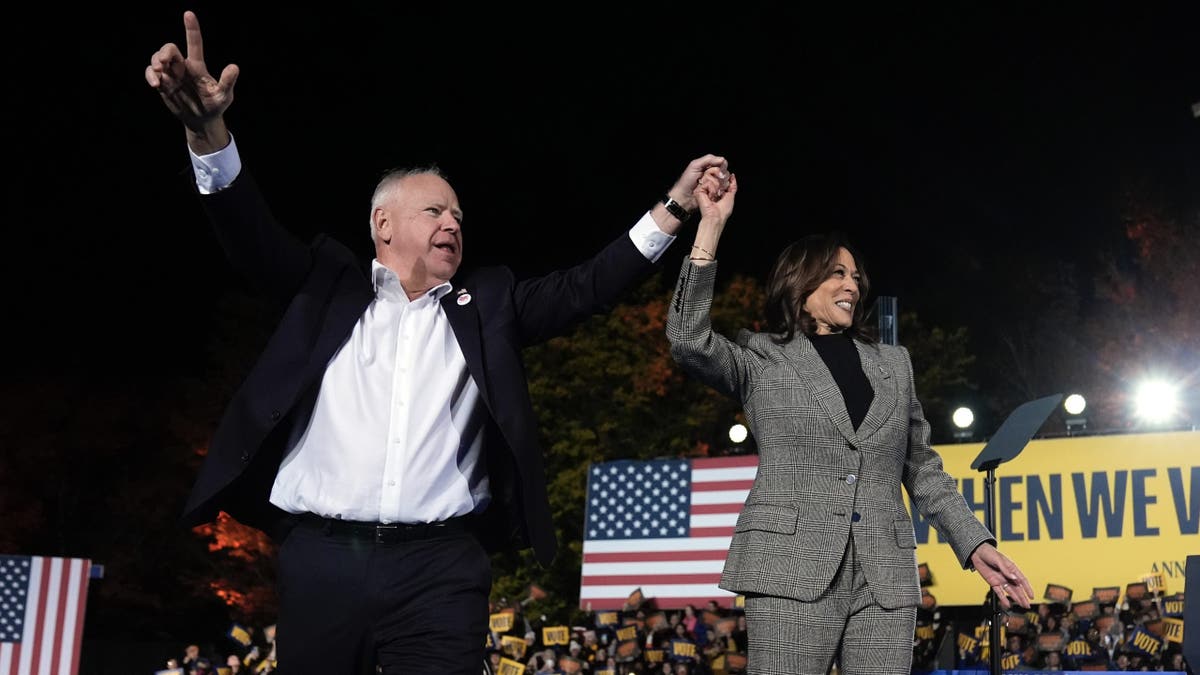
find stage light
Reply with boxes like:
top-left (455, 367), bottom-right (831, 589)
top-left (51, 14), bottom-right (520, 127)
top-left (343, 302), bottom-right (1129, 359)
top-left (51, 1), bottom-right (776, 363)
top-left (951, 406), bottom-right (975, 442)
top-left (1064, 394), bottom-right (1087, 416)
top-left (952, 407), bottom-right (975, 429)
top-left (1134, 380), bottom-right (1179, 425)
top-left (728, 423), bottom-right (748, 444)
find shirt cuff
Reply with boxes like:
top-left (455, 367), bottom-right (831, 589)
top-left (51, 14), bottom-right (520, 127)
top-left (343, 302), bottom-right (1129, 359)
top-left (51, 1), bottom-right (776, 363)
top-left (189, 133), bottom-right (242, 195)
top-left (627, 211), bottom-right (676, 263)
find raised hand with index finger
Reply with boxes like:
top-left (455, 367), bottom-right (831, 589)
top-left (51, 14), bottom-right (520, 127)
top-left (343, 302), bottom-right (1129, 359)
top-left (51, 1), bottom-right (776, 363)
top-left (144, 10), bottom-right (239, 150)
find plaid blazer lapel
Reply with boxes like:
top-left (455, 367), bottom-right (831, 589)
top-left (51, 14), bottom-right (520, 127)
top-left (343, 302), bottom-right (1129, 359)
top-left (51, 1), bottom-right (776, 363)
top-left (784, 334), bottom-right (860, 449)
top-left (854, 341), bottom-right (898, 442)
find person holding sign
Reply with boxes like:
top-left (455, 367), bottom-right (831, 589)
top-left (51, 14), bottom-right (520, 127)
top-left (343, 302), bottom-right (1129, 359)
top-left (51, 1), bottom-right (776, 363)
top-left (665, 174), bottom-right (1035, 674)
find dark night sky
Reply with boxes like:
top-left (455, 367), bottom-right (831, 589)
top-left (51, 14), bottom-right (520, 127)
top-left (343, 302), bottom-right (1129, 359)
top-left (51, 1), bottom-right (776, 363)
top-left (7, 3), bottom-right (1198, 383)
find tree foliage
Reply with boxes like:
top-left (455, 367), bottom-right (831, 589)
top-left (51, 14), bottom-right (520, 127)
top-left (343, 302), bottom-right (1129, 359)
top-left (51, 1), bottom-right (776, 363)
top-left (900, 312), bottom-right (977, 444)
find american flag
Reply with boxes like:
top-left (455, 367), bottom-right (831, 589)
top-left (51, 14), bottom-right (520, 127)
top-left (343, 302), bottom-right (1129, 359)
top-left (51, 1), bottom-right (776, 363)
top-left (579, 456), bottom-right (758, 610)
top-left (0, 556), bottom-right (92, 675)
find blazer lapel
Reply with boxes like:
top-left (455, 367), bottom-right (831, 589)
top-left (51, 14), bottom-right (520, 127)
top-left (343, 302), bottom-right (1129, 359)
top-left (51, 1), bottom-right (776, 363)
top-left (854, 341), bottom-right (898, 442)
top-left (441, 285), bottom-right (492, 411)
top-left (312, 272), bottom-right (374, 369)
top-left (784, 335), bottom-right (860, 449)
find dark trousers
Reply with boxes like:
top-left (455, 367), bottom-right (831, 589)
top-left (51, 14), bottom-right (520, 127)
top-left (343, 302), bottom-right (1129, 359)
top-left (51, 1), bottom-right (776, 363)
top-left (276, 518), bottom-right (491, 674)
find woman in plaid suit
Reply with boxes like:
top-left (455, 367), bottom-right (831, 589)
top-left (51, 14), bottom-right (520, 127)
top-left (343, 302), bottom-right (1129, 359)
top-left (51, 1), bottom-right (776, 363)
top-left (666, 174), bottom-right (1034, 675)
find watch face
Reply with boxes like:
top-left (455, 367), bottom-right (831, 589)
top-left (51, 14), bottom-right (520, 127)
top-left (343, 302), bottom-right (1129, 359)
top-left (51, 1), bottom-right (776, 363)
top-left (662, 196), bottom-right (692, 220)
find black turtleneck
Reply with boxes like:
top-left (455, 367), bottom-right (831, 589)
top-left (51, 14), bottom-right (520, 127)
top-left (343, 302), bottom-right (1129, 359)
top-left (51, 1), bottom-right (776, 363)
top-left (808, 332), bottom-right (874, 430)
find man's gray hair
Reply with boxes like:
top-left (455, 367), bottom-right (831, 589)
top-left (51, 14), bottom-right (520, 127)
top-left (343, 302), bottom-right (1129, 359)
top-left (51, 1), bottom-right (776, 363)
top-left (368, 165), bottom-right (450, 242)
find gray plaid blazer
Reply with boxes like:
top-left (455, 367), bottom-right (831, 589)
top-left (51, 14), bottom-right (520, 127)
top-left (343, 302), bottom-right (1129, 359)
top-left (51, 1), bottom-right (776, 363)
top-left (666, 260), bottom-right (993, 609)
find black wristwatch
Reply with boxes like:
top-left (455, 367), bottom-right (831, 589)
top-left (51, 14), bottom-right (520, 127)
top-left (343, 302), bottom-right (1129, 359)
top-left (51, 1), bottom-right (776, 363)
top-left (661, 195), bottom-right (694, 222)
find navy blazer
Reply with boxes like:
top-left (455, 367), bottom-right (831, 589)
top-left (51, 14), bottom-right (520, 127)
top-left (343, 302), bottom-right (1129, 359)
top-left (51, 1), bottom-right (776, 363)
top-left (181, 171), bottom-right (657, 567)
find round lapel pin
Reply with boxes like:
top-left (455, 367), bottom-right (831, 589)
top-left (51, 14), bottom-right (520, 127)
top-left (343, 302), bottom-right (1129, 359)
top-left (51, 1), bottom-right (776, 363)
top-left (457, 293), bottom-right (472, 306)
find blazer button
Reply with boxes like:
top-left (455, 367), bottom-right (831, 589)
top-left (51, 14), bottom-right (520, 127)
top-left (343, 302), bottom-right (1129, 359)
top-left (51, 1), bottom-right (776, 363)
top-left (270, 410), bottom-right (281, 422)
top-left (845, 474), bottom-right (858, 485)
top-left (241, 451), bottom-right (251, 462)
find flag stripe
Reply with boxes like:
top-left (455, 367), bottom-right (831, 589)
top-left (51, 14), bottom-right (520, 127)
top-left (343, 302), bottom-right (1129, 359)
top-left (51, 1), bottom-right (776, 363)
top-left (51, 558), bottom-right (71, 675)
top-left (69, 560), bottom-right (87, 675)
top-left (692, 466), bottom-right (757, 482)
top-left (691, 480), bottom-right (755, 492)
top-left (689, 527), bottom-right (734, 537)
top-left (580, 583), bottom-right (738, 599)
top-left (690, 456), bottom-right (760, 469)
top-left (582, 560), bottom-right (726, 575)
top-left (24, 558), bottom-right (48, 675)
top-left (690, 503), bottom-right (744, 515)
top-left (1, 642), bottom-right (16, 675)
top-left (690, 490), bottom-right (750, 505)
top-left (582, 536), bottom-right (733, 553)
top-left (582, 550), bottom-right (731, 563)
top-left (689, 513), bottom-right (738, 528)
top-left (582, 574), bottom-right (722, 586)
top-left (39, 556), bottom-right (64, 675)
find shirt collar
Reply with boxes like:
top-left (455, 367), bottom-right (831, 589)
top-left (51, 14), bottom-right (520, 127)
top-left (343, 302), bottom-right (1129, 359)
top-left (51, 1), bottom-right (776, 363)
top-left (370, 260), bottom-right (453, 302)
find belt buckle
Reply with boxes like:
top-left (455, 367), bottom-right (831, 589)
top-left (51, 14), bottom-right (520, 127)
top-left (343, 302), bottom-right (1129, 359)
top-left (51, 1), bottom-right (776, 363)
top-left (375, 524), bottom-right (399, 544)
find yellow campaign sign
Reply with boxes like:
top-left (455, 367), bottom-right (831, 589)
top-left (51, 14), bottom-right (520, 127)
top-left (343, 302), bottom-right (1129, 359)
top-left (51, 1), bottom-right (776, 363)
top-left (974, 624), bottom-right (1005, 643)
top-left (227, 624), bottom-right (252, 647)
top-left (543, 626), bottom-right (570, 646)
top-left (1131, 629), bottom-right (1163, 656)
top-left (501, 635), bottom-right (527, 660)
top-left (1144, 571), bottom-right (1168, 594)
top-left (615, 625), bottom-right (637, 642)
top-left (1164, 595), bottom-right (1185, 617)
top-left (496, 657), bottom-right (525, 675)
top-left (1162, 618), bottom-right (1184, 644)
top-left (1066, 640), bottom-right (1093, 657)
top-left (672, 640), bottom-right (697, 659)
top-left (957, 633), bottom-right (978, 653)
top-left (489, 611), bottom-right (514, 632)
top-left (908, 431), bottom-right (1198, 606)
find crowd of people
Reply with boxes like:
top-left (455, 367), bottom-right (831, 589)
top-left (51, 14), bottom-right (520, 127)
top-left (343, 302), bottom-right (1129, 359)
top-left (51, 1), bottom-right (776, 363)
top-left (156, 573), bottom-right (1188, 674)
top-left (936, 581), bottom-right (1189, 673)
top-left (156, 625), bottom-right (276, 675)
top-left (483, 599), bottom-right (746, 675)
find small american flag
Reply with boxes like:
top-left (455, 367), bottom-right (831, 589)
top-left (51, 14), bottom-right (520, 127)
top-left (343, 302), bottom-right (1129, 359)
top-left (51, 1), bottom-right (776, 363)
top-left (579, 456), bottom-right (758, 609)
top-left (0, 556), bottom-right (92, 675)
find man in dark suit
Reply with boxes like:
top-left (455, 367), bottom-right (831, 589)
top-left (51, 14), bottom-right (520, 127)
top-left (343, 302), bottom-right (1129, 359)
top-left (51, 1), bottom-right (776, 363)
top-left (145, 11), bottom-right (729, 675)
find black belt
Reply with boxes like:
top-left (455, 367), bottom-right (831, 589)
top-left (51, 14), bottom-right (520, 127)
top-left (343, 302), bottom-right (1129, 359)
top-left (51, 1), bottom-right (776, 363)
top-left (298, 512), bottom-right (474, 544)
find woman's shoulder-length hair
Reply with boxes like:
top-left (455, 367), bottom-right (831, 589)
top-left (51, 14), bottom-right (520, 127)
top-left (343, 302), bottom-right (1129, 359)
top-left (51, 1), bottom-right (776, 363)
top-left (764, 231), bottom-right (876, 344)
